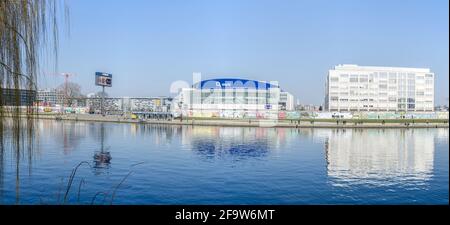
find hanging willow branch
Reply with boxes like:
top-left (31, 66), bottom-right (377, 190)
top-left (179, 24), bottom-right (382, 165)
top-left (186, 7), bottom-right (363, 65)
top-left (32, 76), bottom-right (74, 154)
top-left (0, 0), bottom-right (69, 191)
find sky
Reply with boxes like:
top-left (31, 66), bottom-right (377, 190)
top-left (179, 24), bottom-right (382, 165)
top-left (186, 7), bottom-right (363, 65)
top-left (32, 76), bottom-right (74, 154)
top-left (41, 0), bottom-right (449, 105)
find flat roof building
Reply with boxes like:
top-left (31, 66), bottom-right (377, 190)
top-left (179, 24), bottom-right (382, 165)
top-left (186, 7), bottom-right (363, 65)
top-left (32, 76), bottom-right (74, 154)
top-left (37, 88), bottom-right (64, 106)
top-left (325, 64), bottom-right (434, 112)
top-left (173, 78), bottom-right (294, 118)
top-left (1, 88), bottom-right (36, 106)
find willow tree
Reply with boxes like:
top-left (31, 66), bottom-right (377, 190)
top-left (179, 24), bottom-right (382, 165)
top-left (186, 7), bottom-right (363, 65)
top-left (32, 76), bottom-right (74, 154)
top-left (0, 0), bottom-right (68, 203)
top-left (1, 0), bottom-right (68, 134)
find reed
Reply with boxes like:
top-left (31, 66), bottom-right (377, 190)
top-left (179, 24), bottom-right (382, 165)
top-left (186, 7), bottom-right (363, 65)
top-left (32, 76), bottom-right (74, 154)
top-left (63, 161), bottom-right (91, 203)
top-left (110, 171), bottom-right (132, 205)
top-left (77, 178), bottom-right (85, 203)
top-left (55, 161), bottom-right (138, 205)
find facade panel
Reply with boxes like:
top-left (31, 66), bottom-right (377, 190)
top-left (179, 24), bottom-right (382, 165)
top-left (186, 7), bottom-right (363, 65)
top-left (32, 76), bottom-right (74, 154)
top-left (173, 78), bottom-right (294, 117)
top-left (325, 65), bottom-right (434, 112)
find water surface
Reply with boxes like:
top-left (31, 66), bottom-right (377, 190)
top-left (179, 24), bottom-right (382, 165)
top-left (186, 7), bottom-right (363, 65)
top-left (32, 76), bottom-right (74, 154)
top-left (0, 120), bottom-right (448, 204)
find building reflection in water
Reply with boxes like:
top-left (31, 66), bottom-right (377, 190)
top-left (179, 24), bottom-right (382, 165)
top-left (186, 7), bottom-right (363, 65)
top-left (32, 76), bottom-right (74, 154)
top-left (20, 120), bottom-right (447, 190)
top-left (127, 124), bottom-right (298, 161)
top-left (130, 123), bottom-right (182, 146)
top-left (38, 119), bottom-right (86, 155)
top-left (180, 126), bottom-right (298, 160)
top-left (323, 129), bottom-right (435, 186)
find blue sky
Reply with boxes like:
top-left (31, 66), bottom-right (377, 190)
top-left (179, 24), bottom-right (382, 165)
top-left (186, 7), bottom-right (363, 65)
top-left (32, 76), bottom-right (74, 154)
top-left (41, 0), bottom-right (449, 105)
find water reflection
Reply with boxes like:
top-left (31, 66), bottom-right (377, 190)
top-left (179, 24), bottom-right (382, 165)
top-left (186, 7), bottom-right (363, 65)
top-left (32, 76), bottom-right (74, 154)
top-left (93, 124), bottom-right (111, 170)
top-left (323, 129), bottom-right (435, 187)
top-left (0, 119), bottom-right (447, 204)
top-left (126, 125), bottom-right (300, 160)
top-left (0, 119), bottom-right (39, 204)
top-left (182, 126), bottom-right (297, 160)
top-left (38, 120), bottom-right (86, 154)
top-left (131, 123), bottom-right (182, 145)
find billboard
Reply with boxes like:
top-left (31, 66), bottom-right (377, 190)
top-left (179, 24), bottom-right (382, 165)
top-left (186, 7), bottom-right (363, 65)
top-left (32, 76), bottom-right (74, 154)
top-left (95, 72), bottom-right (112, 87)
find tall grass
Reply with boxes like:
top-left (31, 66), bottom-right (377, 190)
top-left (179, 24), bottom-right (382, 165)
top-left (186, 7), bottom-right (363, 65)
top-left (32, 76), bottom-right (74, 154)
top-left (55, 161), bottom-right (135, 205)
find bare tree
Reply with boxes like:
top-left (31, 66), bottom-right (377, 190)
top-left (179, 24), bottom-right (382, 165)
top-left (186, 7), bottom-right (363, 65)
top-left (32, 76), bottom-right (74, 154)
top-left (57, 82), bottom-right (82, 106)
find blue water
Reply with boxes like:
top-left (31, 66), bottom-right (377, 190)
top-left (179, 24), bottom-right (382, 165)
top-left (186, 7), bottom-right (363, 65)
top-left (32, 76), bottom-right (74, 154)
top-left (0, 120), bottom-right (448, 204)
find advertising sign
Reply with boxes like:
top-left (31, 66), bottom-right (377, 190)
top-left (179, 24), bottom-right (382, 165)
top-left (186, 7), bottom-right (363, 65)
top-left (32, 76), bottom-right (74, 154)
top-left (95, 72), bottom-right (112, 87)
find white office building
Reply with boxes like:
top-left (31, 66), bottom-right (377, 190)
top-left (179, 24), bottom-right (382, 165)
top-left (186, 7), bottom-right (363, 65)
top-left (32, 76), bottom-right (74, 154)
top-left (37, 88), bottom-right (64, 106)
top-left (280, 92), bottom-right (294, 111)
top-left (325, 64), bottom-right (434, 112)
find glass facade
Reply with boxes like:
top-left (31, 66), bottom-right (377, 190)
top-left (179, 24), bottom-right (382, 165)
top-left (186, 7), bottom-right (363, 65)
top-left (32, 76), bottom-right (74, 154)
top-left (1, 88), bottom-right (36, 106)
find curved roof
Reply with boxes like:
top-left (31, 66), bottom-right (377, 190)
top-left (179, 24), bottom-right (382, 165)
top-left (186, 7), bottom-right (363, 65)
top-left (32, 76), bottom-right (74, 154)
top-left (194, 78), bottom-right (280, 90)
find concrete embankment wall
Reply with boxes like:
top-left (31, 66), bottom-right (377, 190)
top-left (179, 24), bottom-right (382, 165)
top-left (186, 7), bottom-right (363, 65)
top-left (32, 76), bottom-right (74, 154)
top-left (28, 114), bottom-right (450, 129)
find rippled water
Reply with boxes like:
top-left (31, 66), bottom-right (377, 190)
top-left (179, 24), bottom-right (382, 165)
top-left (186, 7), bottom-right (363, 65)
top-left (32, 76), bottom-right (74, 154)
top-left (0, 120), bottom-right (448, 204)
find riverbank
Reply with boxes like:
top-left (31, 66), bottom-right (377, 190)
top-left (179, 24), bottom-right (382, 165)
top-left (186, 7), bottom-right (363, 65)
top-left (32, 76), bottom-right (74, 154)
top-left (24, 113), bottom-right (450, 128)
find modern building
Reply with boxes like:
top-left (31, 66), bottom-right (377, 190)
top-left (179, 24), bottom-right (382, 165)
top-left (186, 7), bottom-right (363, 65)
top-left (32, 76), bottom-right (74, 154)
top-left (86, 96), bottom-right (172, 114)
top-left (1, 88), bottom-right (36, 106)
top-left (325, 64), bottom-right (434, 112)
top-left (279, 91), bottom-right (294, 111)
top-left (36, 88), bottom-right (64, 106)
top-left (172, 78), bottom-right (294, 118)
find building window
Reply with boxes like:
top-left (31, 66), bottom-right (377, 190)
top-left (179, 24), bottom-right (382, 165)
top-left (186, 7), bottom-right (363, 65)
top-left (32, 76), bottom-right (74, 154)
top-left (379, 72), bottom-right (387, 79)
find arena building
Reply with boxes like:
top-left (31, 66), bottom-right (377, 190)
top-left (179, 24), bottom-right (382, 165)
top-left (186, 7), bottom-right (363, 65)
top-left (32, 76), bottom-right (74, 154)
top-left (172, 78), bottom-right (294, 118)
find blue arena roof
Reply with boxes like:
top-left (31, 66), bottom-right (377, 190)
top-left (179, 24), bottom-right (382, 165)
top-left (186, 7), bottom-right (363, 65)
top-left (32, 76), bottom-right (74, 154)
top-left (194, 78), bottom-right (280, 90)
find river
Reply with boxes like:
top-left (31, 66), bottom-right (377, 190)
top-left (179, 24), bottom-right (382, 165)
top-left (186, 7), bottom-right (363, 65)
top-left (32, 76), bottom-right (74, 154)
top-left (0, 120), bottom-right (448, 204)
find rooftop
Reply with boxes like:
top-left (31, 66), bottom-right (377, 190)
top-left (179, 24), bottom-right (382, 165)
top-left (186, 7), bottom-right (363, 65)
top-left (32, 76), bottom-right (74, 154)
top-left (333, 64), bottom-right (431, 73)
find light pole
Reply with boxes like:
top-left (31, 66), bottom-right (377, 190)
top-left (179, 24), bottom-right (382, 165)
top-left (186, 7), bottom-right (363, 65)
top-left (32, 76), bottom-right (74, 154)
top-left (101, 85), bottom-right (105, 116)
top-left (95, 72), bottom-right (112, 116)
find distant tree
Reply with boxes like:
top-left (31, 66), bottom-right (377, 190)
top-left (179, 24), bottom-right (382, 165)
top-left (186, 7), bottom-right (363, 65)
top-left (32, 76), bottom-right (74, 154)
top-left (319, 106), bottom-right (323, 111)
top-left (57, 82), bottom-right (82, 106)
